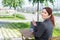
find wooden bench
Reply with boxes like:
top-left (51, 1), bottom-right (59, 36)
top-left (20, 29), bottom-right (34, 40)
top-left (20, 29), bottom-right (60, 40)
top-left (52, 36), bottom-right (60, 40)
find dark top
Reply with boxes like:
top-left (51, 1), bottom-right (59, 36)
top-left (30, 18), bottom-right (53, 40)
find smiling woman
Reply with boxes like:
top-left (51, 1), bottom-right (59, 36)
top-left (31, 7), bottom-right (55, 40)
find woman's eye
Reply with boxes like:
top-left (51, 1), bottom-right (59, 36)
top-left (45, 12), bottom-right (46, 14)
top-left (42, 11), bottom-right (46, 14)
top-left (42, 11), bottom-right (44, 13)
top-left (43, 12), bottom-right (46, 14)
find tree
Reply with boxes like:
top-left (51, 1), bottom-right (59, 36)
top-left (2, 0), bottom-right (24, 18)
top-left (29, 0), bottom-right (54, 21)
top-left (44, 0), bottom-right (55, 7)
top-left (2, 0), bottom-right (24, 9)
top-left (29, 0), bottom-right (44, 21)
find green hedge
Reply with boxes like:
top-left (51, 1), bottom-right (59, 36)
top-left (12, 22), bottom-right (30, 29)
top-left (0, 14), bottom-right (25, 20)
top-left (53, 13), bottom-right (60, 16)
top-left (15, 14), bottom-right (25, 19)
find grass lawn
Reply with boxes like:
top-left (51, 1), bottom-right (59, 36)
top-left (53, 28), bottom-right (60, 37)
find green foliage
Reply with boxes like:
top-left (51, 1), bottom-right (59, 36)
top-left (2, 0), bottom-right (24, 9)
top-left (29, 0), bottom-right (55, 6)
top-left (15, 14), bottom-right (25, 19)
top-left (29, 0), bottom-right (44, 5)
top-left (49, 0), bottom-right (55, 5)
top-left (44, 0), bottom-right (55, 6)
top-left (29, 0), bottom-right (44, 3)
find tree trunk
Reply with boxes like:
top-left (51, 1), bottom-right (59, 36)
top-left (9, 6), bottom-right (11, 9)
top-left (14, 8), bottom-right (16, 19)
top-left (37, 2), bottom-right (39, 21)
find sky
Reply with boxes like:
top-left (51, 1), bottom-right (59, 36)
top-left (0, 0), bottom-right (60, 9)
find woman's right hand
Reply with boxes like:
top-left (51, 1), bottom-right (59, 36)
top-left (32, 20), bottom-right (37, 26)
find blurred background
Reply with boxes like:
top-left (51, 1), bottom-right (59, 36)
top-left (0, 0), bottom-right (60, 40)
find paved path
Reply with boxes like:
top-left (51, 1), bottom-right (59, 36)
top-left (54, 16), bottom-right (60, 28)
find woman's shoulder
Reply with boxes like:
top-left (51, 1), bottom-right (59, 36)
top-left (43, 19), bottom-right (53, 29)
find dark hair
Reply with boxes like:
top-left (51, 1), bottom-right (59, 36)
top-left (43, 7), bottom-right (55, 26)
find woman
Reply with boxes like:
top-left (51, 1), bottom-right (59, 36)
top-left (31, 7), bottom-right (55, 40)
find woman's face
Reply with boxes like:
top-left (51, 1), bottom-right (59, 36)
top-left (41, 9), bottom-right (49, 19)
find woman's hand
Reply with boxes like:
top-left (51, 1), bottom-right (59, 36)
top-left (32, 20), bottom-right (37, 26)
top-left (48, 38), bottom-right (52, 40)
top-left (30, 29), bottom-right (34, 35)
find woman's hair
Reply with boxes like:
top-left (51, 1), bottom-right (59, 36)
top-left (43, 7), bottom-right (55, 26)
